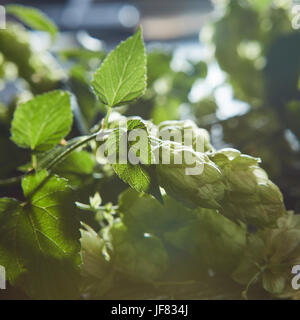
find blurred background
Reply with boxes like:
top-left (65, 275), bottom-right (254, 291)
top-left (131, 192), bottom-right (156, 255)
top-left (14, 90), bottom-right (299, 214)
top-left (0, 0), bottom-right (300, 212)
top-left (0, 0), bottom-right (300, 300)
top-left (1, 0), bottom-right (214, 42)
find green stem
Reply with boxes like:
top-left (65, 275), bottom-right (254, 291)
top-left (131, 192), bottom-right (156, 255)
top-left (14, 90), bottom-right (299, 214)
top-left (103, 106), bottom-right (112, 129)
top-left (0, 174), bottom-right (26, 187)
top-left (242, 265), bottom-right (267, 300)
top-left (31, 154), bottom-right (37, 169)
top-left (46, 131), bottom-right (99, 171)
top-left (0, 132), bottom-right (100, 187)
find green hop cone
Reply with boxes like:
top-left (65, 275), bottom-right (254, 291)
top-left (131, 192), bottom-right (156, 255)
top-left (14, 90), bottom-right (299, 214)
top-left (109, 222), bottom-right (169, 282)
top-left (156, 142), bottom-right (225, 209)
top-left (164, 207), bottom-right (247, 274)
top-left (80, 223), bottom-right (114, 298)
top-left (232, 212), bottom-right (300, 298)
top-left (118, 188), bottom-right (196, 237)
top-left (222, 177), bottom-right (286, 228)
top-left (210, 148), bottom-right (262, 194)
top-left (156, 119), bottom-right (213, 152)
top-left (210, 148), bottom-right (286, 227)
top-left (0, 23), bottom-right (63, 92)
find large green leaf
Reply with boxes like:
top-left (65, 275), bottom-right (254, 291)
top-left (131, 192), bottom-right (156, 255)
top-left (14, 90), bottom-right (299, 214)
top-left (6, 5), bottom-right (58, 40)
top-left (92, 27), bottom-right (147, 107)
top-left (52, 150), bottom-right (95, 188)
top-left (11, 91), bottom-right (73, 151)
top-left (0, 170), bottom-right (81, 299)
top-left (105, 119), bottom-right (162, 199)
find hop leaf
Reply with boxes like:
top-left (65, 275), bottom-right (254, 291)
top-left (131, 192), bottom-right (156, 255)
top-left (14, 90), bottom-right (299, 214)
top-left (52, 150), bottom-right (95, 188)
top-left (104, 118), bottom-right (162, 201)
top-left (92, 27), bottom-right (147, 107)
top-left (7, 5), bottom-right (58, 40)
top-left (11, 91), bottom-right (73, 151)
top-left (0, 170), bottom-right (81, 299)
